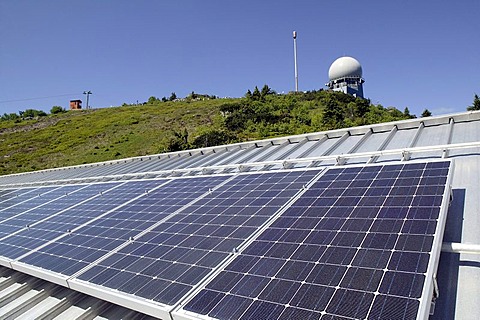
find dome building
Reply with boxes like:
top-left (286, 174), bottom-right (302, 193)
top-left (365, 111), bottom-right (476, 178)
top-left (326, 56), bottom-right (365, 98)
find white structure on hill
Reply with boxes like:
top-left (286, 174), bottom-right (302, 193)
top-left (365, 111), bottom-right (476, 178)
top-left (327, 56), bottom-right (365, 98)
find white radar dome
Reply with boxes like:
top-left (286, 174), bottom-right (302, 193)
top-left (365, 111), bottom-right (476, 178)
top-left (328, 56), bottom-right (363, 81)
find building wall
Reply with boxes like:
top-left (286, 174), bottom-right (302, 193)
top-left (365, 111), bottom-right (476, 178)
top-left (329, 78), bottom-right (364, 98)
top-left (70, 100), bottom-right (82, 110)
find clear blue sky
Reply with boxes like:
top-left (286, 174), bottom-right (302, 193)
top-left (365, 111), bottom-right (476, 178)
top-left (1, 1), bottom-right (479, 117)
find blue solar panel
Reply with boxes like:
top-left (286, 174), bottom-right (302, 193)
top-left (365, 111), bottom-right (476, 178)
top-left (0, 185), bottom-right (86, 238)
top-left (0, 189), bottom-right (20, 201)
top-left (0, 161), bottom-right (451, 318)
top-left (75, 170), bottom-right (321, 306)
top-left (19, 175), bottom-right (229, 276)
top-left (0, 186), bottom-right (62, 214)
top-left (182, 161), bottom-right (451, 320)
top-left (0, 180), bottom-right (171, 260)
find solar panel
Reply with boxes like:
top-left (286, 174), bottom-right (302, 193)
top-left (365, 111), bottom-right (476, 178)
top-left (16, 176), bottom-right (229, 277)
top-left (180, 161), bottom-right (451, 320)
top-left (0, 180), bottom-right (171, 263)
top-left (0, 185), bottom-right (86, 239)
top-left (0, 189), bottom-right (20, 201)
top-left (0, 186), bottom-right (61, 212)
top-left (0, 161), bottom-right (451, 319)
top-left (70, 170), bottom-right (321, 311)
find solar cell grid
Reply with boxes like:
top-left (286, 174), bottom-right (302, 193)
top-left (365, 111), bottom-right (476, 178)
top-left (0, 186), bottom-right (94, 238)
top-left (0, 185), bottom-right (85, 239)
top-left (182, 161), bottom-right (451, 320)
top-left (0, 183), bottom-right (121, 260)
top-left (0, 187), bottom-right (39, 201)
top-left (19, 175), bottom-right (228, 277)
top-left (13, 179), bottom-right (166, 270)
top-left (0, 186), bottom-right (61, 214)
top-left (74, 169), bottom-right (321, 306)
top-left (0, 189), bottom-right (20, 201)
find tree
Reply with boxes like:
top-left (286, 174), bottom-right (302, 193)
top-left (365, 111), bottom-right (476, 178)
top-left (21, 109), bottom-right (47, 119)
top-left (467, 94), bottom-right (480, 111)
top-left (169, 92), bottom-right (177, 101)
top-left (165, 129), bottom-right (189, 151)
top-left (50, 106), bottom-right (66, 114)
top-left (421, 109), bottom-right (432, 117)
top-left (189, 91), bottom-right (198, 100)
top-left (404, 107), bottom-right (411, 117)
top-left (219, 102), bottom-right (242, 114)
top-left (147, 96), bottom-right (159, 104)
top-left (403, 107), bottom-right (416, 119)
top-left (355, 98), bottom-right (370, 118)
top-left (261, 84), bottom-right (275, 97)
top-left (322, 97), bottom-right (344, 129)
top-left (191, 129), bottom-right (235, 148)
top-left (347, 102), bottom-right (356, 119)
top-left (252, 86), bottom-right (261, 100)
top-left (1, 112), bottom-right (20, 121)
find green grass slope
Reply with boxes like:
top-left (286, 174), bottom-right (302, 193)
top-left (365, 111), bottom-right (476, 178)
top-left (0, 90), bottom-right (412, 176)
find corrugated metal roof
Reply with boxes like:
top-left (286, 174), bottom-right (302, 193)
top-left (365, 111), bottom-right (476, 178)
top-left (0, 266), bottom-right (155, 319)
top-left (1, 110), bottom-right (479, 319)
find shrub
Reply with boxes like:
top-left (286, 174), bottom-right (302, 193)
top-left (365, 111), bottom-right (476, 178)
top-left (50, 106), bottom-right (66, 114)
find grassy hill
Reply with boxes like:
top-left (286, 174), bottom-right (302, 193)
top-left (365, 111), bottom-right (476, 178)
top-left (0, 89), bottom-right (413, 176)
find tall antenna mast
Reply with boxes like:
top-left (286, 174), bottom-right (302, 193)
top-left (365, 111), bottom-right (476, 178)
top-left (293, 31), bottom-right (299, 92)
top-left (83, 91), bottom-right (92, 109)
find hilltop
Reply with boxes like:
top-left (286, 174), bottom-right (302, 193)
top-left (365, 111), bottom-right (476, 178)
top-left (0, 88), bottom-right (414, 176)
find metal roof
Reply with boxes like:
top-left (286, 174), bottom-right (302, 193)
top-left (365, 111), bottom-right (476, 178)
top-left (0, 266), bottom-right (156, 320)
top-left (1, 110), bottom-right (479, 319)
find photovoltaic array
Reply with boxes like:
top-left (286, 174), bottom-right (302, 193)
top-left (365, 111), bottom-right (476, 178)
top-left (19, 176), bottom-right (228, 276)
top-left (0, 182), bottom-right (121, 259)
top-left (75, 169), bottom-right (320, 305)
top-left (182, 161), bottom-right (451, 320)
top-left (0, 161), bottom-right (451, 320)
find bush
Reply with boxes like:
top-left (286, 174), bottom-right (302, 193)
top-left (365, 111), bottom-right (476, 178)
top-left (1, 113), bottom-right (20, 121)
top-left (165, 129), bottom-right (189, 152)
top-left (191, 129), bottom-right (236, 148)
top-left (20, 109), bottom-right (47, 119)
top-left (50, 106), bottom-right (66, 114)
